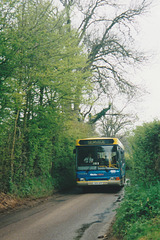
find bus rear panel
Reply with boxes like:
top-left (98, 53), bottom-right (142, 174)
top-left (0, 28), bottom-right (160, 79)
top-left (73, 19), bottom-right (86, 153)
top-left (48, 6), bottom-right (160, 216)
top-left (75, 138), bottom-right (125, 188)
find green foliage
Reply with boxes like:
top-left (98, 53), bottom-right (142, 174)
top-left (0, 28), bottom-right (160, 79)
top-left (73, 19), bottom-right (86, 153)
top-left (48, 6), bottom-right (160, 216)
top-left (51, 133), bottom-right (76, 191)
top-left (137, 217), bottom-right (160, 240)
top-left (114, 183), bottom-right (160, 239)
top-left (0, 0), bottom-right (94, 196)
top-left (51, 119), bottom-right (93, 191)
top-left (0, 119), bottom-right (14, 192)
top-left (129, 120), bottom-right (160, 183)
top-left (114, 120), bottom-right (160, 239)
top-left (122, 217), bottom-right (160, 240)
top-left (10, 176), bottom-right (54, 198)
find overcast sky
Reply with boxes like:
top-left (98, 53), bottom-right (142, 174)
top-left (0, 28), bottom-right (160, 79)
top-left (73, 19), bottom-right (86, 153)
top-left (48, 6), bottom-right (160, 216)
top-left (134, 0), bottom-right (160, 124)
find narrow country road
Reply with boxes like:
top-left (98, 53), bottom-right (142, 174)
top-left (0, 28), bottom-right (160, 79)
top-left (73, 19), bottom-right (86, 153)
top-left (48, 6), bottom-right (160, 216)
top-left (0, 188), bottom-right (123, 240)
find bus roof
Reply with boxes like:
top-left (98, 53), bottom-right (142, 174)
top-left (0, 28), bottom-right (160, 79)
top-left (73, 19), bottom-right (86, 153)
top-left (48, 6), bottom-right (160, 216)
top-left (76, 137), bottom-right (124, 149)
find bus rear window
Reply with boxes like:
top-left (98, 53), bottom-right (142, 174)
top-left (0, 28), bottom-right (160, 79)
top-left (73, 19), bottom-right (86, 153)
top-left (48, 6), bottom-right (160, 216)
top-left (76, 145), bottom-right (118, 168)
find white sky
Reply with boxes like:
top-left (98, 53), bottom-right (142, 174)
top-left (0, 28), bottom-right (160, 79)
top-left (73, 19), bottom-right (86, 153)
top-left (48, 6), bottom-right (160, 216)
top-left (134, 0), bottom-right (160, 124)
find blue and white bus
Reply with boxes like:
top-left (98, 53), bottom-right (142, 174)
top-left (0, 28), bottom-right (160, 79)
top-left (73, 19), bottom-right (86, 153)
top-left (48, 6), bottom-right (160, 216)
top-left (75, 137), bottom-right (125, 189)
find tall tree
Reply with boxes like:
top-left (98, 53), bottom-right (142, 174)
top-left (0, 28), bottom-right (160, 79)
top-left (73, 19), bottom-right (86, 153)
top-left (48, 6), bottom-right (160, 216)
top-left (58, 0), bottom-right (150, 125)
top-left (0, 0), bottom-right (92, 193)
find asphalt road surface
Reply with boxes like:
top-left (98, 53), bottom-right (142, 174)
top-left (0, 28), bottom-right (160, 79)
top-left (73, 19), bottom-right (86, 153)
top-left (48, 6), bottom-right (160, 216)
top-left (0, 187), bottom-right (123, 240)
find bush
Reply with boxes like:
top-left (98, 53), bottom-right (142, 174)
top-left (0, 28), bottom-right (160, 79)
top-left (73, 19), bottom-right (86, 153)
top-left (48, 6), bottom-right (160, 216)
top-left (114, 183), bottom-right (160, 239)
top-left (114, 121), bottom-right (160, 239)
top-left (138, 217), bottom-right (160, 240)
top-left (51, 134), bottom-right (76, 191)
top-left (128, 217), bottom-right (160, 240)
top-left (129, 120), bottom-right (160, 184)
top-left (10, 175), bottom-right (54, 198)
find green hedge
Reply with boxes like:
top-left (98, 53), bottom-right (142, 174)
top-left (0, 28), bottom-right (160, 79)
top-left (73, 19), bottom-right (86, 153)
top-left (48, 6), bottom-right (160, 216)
top-left (129, 120), bottom-right (160, 183)
top-left (114, 120), bottom-right (160, 240)
top-left (114, 183), bottom-right (160, 239)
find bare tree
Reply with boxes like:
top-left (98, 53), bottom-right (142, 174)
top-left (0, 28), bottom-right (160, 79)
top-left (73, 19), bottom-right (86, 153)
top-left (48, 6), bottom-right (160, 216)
top-left (78, 1), bottom-right (149, 90)
top-left (78, 1), bottom-right (151, 123)
top-left (97, 103), bottom-right (138, 137)
top-left (57, 0), bottom-right (151, 125)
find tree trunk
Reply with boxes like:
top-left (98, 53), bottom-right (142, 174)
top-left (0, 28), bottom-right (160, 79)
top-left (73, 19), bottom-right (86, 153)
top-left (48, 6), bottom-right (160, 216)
top-left (10, 109), bottom-right (19, 182)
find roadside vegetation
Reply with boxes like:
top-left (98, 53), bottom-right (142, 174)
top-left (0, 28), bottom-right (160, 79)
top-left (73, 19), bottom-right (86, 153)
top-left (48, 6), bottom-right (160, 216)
top-left (1, 0), bottom-right (150, 198)
top-left (0, 0), bottom-right (94, 197)
top-left (113, 120), bottom-right (160, 240)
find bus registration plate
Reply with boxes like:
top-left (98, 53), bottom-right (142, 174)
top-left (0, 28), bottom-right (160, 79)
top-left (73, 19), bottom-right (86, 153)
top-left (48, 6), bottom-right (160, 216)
top-left (89, 182), bottom-right (105, 185)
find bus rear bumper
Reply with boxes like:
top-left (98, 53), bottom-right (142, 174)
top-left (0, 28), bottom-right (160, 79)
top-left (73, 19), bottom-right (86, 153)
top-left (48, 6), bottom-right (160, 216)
top-left (77, 180), bottom-right (121, 187)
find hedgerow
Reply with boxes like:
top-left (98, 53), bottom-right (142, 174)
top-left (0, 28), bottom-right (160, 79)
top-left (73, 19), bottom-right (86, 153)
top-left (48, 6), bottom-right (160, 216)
top-left (114, 183), bottom-right (160, 239)
top-left (114, 120), bottom-right (160, 240)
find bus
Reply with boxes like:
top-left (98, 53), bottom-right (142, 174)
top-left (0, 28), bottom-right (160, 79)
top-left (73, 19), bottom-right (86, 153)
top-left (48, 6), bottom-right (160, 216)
top-left (74, 137), bottom-right (125, 189)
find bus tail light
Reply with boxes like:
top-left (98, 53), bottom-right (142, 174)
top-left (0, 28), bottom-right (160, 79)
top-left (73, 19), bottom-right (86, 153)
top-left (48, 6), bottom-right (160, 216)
top-left (116, 177), bottom-right (120, 180)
